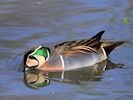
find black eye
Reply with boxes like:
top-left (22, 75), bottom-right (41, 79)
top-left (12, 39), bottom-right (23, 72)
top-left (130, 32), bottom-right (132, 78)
top-left (29, 55), bottom-right (36, 59)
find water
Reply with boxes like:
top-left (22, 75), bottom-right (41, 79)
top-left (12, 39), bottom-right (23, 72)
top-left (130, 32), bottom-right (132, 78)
top-left (0, 0), bottom-right (133, 100)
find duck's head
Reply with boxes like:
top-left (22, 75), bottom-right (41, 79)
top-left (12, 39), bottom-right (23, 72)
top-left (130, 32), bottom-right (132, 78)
top-left (23, 46), bottom-right (50, 71)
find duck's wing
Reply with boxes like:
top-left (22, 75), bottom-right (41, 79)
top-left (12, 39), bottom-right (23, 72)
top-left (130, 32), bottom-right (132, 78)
top-left (52, 30), bottom-right (105, 56)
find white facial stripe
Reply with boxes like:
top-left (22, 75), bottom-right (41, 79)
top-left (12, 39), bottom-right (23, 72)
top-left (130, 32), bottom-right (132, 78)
top-left (30, 45), bottom-right (42, 56)
top-left (45, 49), bottom-right (50, 61)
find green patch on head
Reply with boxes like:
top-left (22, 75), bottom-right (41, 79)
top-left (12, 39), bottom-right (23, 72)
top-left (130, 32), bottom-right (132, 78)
top-left (32, 48), bottom-right (48, 57)
top-left (31, 46), bottom-right (50, 60)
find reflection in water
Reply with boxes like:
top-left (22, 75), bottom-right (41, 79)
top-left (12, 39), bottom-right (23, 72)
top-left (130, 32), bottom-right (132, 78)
top-left (23, 59), bottom-right (123, 89)
top-left (24, 69), bottom-right (50, 89)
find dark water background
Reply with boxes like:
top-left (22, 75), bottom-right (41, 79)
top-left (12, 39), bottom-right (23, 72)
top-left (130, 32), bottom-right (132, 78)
top-left (0, 0), bottom-right (133, 100)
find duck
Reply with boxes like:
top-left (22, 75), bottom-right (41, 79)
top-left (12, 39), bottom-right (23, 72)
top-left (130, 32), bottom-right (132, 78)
top-left (23, 30), bottom-right (125, 72)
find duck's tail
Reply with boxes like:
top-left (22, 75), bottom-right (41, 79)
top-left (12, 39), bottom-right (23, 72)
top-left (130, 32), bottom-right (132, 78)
top-left (102, 41), bottom-right (126, 56)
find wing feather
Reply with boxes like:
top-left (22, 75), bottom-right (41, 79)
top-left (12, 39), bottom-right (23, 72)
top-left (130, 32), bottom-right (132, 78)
top-left (52, 31), bottom-right (104, 56)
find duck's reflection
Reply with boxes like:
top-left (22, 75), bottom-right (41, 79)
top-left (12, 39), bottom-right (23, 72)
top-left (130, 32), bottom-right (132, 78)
top-left (24, 69), bottom-right (50, 89)
top-left (23, 59), bottom-right (123, 89)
